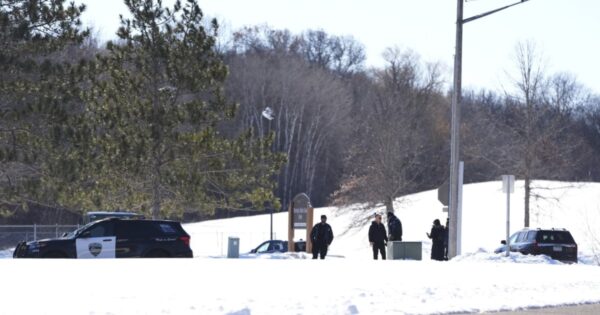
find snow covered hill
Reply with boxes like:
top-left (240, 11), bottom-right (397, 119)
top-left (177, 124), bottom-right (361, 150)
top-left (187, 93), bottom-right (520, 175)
top-left (1, 180), bottom-right (600, 315)
top-left (185, 180), bottom-right (600, 263)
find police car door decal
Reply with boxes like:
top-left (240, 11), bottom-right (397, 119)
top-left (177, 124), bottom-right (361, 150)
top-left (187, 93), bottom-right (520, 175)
top-left (76, 236), bottom-right (116, 258)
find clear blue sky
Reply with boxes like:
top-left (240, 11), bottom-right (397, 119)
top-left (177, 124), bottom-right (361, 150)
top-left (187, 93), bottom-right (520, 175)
top-left (81, 0), bottom-right (600, 93)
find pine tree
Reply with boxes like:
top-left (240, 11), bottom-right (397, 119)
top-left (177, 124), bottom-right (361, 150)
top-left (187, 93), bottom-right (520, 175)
top-left (0, 0), bottom-right (89, 213)
top-left (86, 0), bottom-right (283, 218)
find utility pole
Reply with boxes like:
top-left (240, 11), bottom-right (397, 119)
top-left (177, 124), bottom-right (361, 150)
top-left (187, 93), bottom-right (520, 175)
top-left (448, 0), bottom-right (531, 259)
top-left (448, 0), bottom-right (463, 259)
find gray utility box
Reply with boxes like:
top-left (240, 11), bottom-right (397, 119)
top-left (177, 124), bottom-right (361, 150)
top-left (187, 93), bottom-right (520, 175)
top-left (388, 241), bottom-right (422, 260)
top-left (227, 237), bottom-right (240, 258)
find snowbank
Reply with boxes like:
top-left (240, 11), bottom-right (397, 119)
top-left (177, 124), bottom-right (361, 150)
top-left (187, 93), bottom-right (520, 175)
top-left (452, 248), bottom-right (565, 265)
top-left (0, 248), bottom-right (12, 259)
top-left (225, 252), bottom-right (311, 259)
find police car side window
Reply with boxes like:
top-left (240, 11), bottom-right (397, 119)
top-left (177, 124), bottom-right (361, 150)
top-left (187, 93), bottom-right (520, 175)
top-left (116, 221), bottom-right (157, 238)
top-left (83, 222), bottom-right (115, 238)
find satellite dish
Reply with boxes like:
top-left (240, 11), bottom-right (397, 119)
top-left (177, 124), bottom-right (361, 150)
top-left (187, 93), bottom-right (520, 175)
top-left (262, 107), bottom-right (274, 120)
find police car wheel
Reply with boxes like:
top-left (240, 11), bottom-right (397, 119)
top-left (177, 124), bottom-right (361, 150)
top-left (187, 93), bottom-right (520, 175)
top-left (145, 249), bottom-right (170, 258)
top-left (43, 251), bottom-right (67, 258)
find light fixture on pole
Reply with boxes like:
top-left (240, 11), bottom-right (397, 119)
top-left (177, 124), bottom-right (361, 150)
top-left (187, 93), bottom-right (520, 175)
top-left (262, 107), bottom-right (274, 121)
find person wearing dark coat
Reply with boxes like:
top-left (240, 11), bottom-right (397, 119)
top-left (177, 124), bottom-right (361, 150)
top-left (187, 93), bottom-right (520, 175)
top-left (387, 212), bottom-right (403, 241)
top-left (443, 218), bottom-right (449, 260)
top-left (427, 219), bottom-right (445, 261)
top-left (368, 213), bottom-right (388, 260)
top-left (310, 215), bottom-right (334, 259)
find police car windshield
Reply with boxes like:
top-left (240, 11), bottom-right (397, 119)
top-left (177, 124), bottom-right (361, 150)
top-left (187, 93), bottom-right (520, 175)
top-left (64, 222), bottom-right (97, 238)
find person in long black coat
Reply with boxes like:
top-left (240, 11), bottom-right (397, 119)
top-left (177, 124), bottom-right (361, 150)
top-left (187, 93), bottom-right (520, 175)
top-left (443, 217), bottom-right (450, 260)
top-left (387, 212), bottom-right (403, 241)
top-left (368, 213), bottom-right (388, 260)
top-left (427, 219), bottom-right (445, 261)
top-left (310, 215), bottom-right (334, 259)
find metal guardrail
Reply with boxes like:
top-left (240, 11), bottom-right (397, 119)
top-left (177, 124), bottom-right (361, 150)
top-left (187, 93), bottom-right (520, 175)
top-left (0, 225), bottom-right (79, 249)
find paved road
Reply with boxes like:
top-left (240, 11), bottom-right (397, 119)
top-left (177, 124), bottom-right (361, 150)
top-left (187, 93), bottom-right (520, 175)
top-left (479, 304), bottom-right (600, 314)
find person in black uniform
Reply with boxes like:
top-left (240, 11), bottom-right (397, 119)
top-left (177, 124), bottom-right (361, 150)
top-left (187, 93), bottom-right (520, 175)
top-left (310, 215), bottom-right (334, 259)
top-left (427, 219), bottom-right (446, 261)
top-left (387, 212), bottom-right (403, 241)
top-left (368, 213), bottom-right (388, 260)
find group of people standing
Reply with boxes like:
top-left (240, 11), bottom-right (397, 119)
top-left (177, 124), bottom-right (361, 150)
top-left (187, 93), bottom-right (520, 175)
top-left (309, 212), bottom-right (449, 261)
top-left (368, 212), bottom-right (403, 260)
top-left (368, 213), bottom-right (449, 261)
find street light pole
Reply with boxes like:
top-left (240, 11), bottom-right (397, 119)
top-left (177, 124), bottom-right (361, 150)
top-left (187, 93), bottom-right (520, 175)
top-left (448, 0), bottom-right (531, 259)
top-left (262, 107), bottom-right (275, 240)
top-left (448, 0), bottom-right (463, 259)
top-left (268, 117), bottom-right (273, 240)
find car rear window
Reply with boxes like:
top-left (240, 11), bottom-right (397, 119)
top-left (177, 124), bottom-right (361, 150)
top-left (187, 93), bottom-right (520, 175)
top-left (536, 231), bottom-right (575, 244)
top-left (157, 223), bottom-right (178, 234)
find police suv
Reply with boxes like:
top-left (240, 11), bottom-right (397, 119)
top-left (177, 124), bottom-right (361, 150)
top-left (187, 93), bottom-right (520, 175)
top-left (13, 218), bottom-right (193, 258)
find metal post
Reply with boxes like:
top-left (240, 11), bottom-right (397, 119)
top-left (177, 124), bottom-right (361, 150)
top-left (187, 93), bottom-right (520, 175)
top-left (33, 224), bottom-right (37, 241)
top-left (262, 108), bottom-right (275, 241)
top-left (287, 203), bottom-right (294, 253)
top-left (448, 0), bottom-right (463, 259)
top-left (506, 184), bottom-right (511, 257)
top-left (457, 161), bottom-right (464, 255)
top-left (270, 207), bottom-right (273, 241)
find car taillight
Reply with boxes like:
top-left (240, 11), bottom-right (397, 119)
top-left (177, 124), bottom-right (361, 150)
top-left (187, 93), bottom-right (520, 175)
top-left (179, 236), bottom-right (190, 247)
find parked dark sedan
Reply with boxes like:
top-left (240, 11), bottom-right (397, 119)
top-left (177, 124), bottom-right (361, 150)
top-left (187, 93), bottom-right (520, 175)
top-left (13, 218), bottom-right (193, 258)
top-left (250, 240), bottom-right (307, 254)
top-left (495, 228), bottom-right (578, 263)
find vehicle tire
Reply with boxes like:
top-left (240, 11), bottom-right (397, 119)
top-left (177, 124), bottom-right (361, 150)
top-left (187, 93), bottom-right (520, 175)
top-left (43, 251), bottom-right (67, 258)
top-left (145, 249), bottom-right (171, 258)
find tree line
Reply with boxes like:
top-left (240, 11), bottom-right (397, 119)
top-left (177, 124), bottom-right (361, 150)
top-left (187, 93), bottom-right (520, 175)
top-left (1, 0), bottom-right (599, 224)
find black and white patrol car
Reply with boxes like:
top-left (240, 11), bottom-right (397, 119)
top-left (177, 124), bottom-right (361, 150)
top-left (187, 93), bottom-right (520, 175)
top-left (13, 218), bottom-right (193, 259)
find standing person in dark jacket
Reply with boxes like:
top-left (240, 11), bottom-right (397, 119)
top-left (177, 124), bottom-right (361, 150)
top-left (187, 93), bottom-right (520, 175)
top-left (310, 215), bottom-right (334, 259)
top-left (443, 218), bottom-right (449, 260)
top-left (368, 213), bottom-right (388, 260)
top-left (387, 212), bottom-right (403, 241)
top-left (427, 219), bottom-right (445, 261)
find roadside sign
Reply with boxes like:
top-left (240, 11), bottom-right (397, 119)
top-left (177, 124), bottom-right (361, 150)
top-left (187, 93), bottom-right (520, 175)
top-left (502, 175), bottom-right (515, 193)
top-left (501, 175), bottom-right (515, 257)
top-left (293, 207), bottom-right (307, 229)
top-left (438, 179), bottom-right (449, 206)
top-left (291, 193), bottom-right (311, 230)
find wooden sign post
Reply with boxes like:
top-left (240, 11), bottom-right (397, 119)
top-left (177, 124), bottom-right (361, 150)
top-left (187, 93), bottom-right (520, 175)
top-left (306, 207), bottom-right (314, 254)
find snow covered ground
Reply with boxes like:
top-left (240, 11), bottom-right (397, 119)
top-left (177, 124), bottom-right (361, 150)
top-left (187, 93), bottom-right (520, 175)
top-left (1, 256), bottom-right (600, 315)
top-left (185, 180), bottom-right (600, 263)
top-left (0, 248), bottom-right (12, 259)
top-left (2, 180), bottom-right (600, 314)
